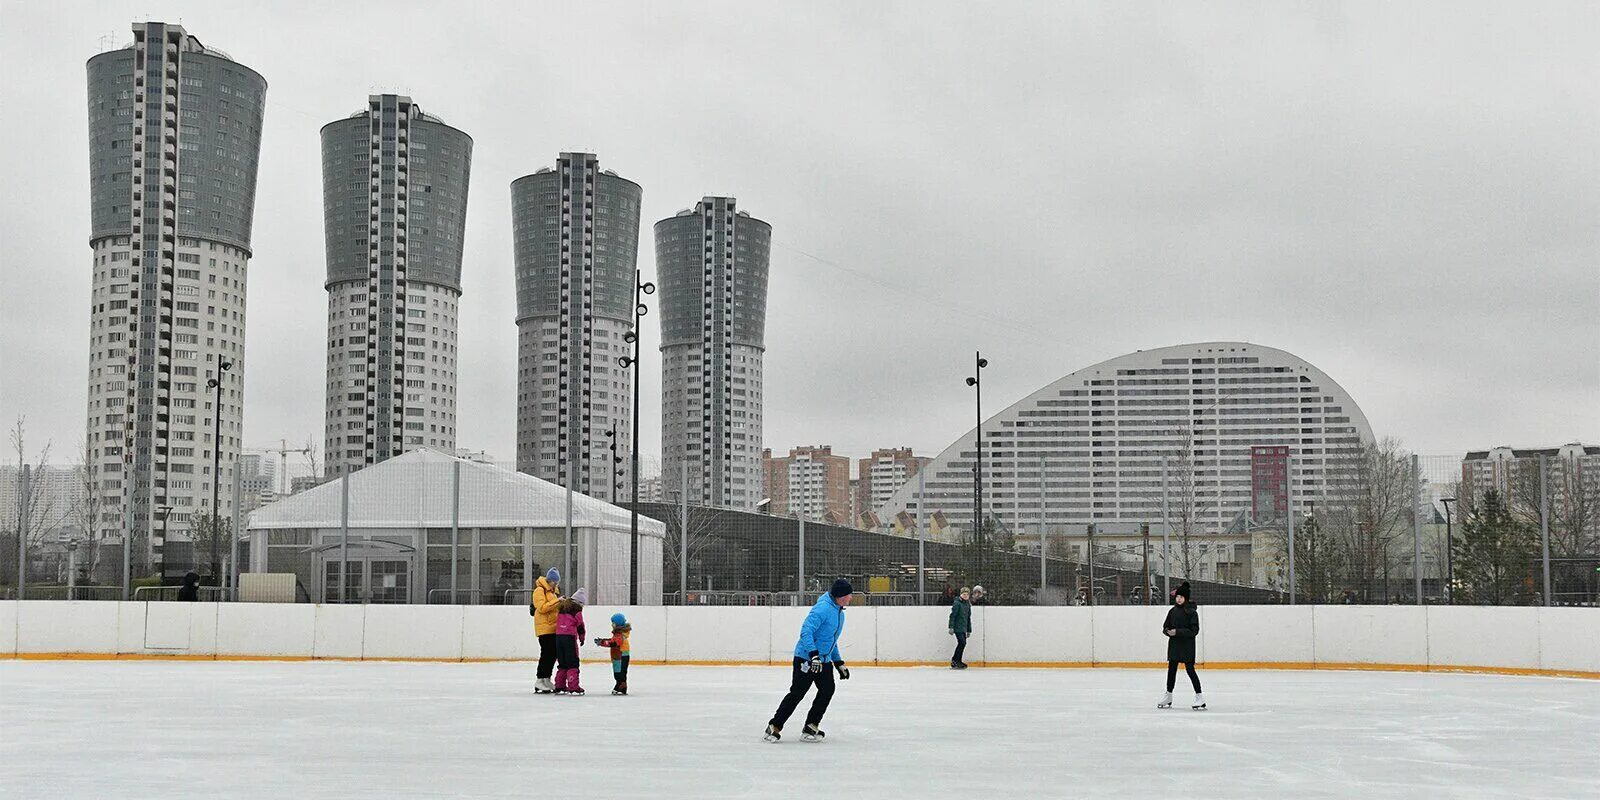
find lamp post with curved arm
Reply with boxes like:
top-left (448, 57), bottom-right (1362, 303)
top-left (617, 271), bottom-right (655, 605)
top-left (965, 352), bottom-right (989, 579)
top-left (206, 358), bottom-right (233, 583)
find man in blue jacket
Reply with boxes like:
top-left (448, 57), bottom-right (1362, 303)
top-left (765, 578), bottom-right (853, 742)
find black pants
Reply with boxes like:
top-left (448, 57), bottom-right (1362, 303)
top-left (537, 634), bottom-right (559, 679)
top-left (952, 631), bottom-right (968, 664)
top-left (613, 656), bottom-right (630, 687)
top-left (770, 658), bottom-right (836, 729)
top-left (1166, 660), bottom-right (1202, 693)
top-left (556, 635), bottom-right (580, 670)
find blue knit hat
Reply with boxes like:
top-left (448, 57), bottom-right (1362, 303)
top-left (546, 567), bottom-right (560, 583)
top-left (610, 612), bottom-right (627, 626)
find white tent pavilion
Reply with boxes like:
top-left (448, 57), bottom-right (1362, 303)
top-left (247, 450), bottom-right (664, 605)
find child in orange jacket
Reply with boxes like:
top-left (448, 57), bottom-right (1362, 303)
top-left (594, 612), bottom-right (632, 695)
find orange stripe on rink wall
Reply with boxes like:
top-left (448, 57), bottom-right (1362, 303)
top-left (6, 653), bottom-right (1598, 679)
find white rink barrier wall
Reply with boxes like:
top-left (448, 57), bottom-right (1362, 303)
top-left (1, 602), bottom-right (1595, 678)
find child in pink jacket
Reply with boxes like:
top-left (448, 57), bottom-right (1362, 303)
top-left (553, 588), bottom-right (588, 695)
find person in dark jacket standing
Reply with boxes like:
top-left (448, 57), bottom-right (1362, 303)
top-left (948, 586), bottom-right (973, 669)
top-left (1158, 582), bottom-right (1205, 710)
top-left (765, 579), bottom-right (852, 742)
top-left (176, 571), bottom-right (201, 602)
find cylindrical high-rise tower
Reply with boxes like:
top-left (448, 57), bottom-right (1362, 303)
top-left (84, 22), bottom-right (266, 572)
top-left (320, 95), bottom-right (472, 476)
top-left (511, 154), bottom-right (642, 500)
top-left (655, 197), bottom-right (771, 510)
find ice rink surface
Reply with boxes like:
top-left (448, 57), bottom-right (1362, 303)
top-left (2, 661), bottom-right (1597, 799)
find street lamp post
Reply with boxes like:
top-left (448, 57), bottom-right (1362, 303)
top-left (206, 358), bottom-right (233, 582)
top-left (965, 352), bottom-right (988, 580)
top-left (617, 271), bottom-right (654, 605)
top-left (1440, 497), bottom-right (1456, 605)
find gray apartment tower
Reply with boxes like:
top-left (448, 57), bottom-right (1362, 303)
top-left (320, 95), bottom-right (472, 476)
top-left (511, 154), bottom-right (642, 500)
top-left (656, 198), bottom-right (771, 509)
top-left (83, 22), bottom-right (266, 570)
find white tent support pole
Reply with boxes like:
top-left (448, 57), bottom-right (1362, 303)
top-left (339, 473), bottom-right (350, 604)
top-left (564, 482), bottom-right (573, 587)
top-left (230, 464), bottom-right (243, 598)
top-left (679, 457), bottom-right (688, 605)
top-left (450, 459), bottom-right (460, 604)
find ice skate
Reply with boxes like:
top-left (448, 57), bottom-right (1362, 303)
top-left (1192, 693), bottom-right (1207, 710)
top-left (1157, 691), bottom-right (1173, 709)
top-left (534, 677), bottom-right (555, 694)
top-left (611, 680), bottom-right (627, 696)
top-left (802, 723), bottom-right (826, 742)
top-left (763, 724), bottom-right (782, 743)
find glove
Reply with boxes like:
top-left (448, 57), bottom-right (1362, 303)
top-left (835, 662), bottom-right (850, 680)
top-left (592, 638), bottom-right (603, 646)
top-left (807, 651), bottom-right (822, 673)
top-left (948, 629), bottom-right (954, 636)
top-left (528, 604), bottom-right (536, 617)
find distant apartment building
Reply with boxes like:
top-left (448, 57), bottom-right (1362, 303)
top-left (857, 448), bottom-right (930, 528)
top-left (83, 22), bottom-right (266, 570)
top-left (1249, 445), bottom-right (1289, 523)
top-left (639, 475), bottom-right (663, 504)
top-left (1462, 443), bottom-right (1599, 530)
top-left (321, 95), bottom-right (472, 476)
top-left (656, 197), bottom-right (771, 511)
top-left (763, 446), bottom-right (851, 523)
top-left (511, 153), bottom-right (641, 502)
top-left (238, 453), bottom-right (275, 512)
top-left (1, 465), bottom-right (87, 539)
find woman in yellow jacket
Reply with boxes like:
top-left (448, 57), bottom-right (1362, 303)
top-left (530, 567), bottom-right (563, 693)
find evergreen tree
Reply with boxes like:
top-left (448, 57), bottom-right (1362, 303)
top-left (1454, 490), bottom-right (1536, 605)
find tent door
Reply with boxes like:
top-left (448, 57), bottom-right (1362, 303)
top-left (321, 556), bottom-right (412, 604)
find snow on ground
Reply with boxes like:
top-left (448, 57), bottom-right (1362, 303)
top-left (2, 661), bottom-right (1596, 799)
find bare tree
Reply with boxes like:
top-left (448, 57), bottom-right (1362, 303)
top-left (302, 435), bottom-right (322, 484)
top-left (7, 416), bottom-right (68, 585)
top-left (662, 504), bottom-right (724, 597)
top-left (1506, 453), bottom-right (1599, 559)
top-left (1317, 438), bottom-right (1412, 602)
top-left (72, 437), bottom-right (104, 580)
top-left (1162, 421), bottom-right (1212, 580)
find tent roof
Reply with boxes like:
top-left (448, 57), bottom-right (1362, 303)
top-left (248, 449), bottom-right (664, 536)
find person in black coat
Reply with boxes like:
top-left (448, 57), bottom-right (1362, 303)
top-left (176, 571), bottom-right (201, 602)
top-left (1158, 582), bottom-right (1204, 710)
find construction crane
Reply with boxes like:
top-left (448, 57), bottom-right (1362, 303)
top-left (245, 439), bottom-right (316, 495)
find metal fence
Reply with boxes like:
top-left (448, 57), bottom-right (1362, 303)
top-left (5, 447), bottom-right (1594, 608)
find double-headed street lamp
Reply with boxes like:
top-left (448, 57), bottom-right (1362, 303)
top-left (606, 423), bottom-right (625, 505)
top-left (617, 271), bottom-right (655, 605)
top-left (965, 352), bottom-right (989, 577)
top-left (206, 358), bottom-right (233, 582)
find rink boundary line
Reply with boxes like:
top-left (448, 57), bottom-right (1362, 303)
top-left (7, 653), bottom-right (1598, 679)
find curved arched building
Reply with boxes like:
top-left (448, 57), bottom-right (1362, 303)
top-left (512, 154), bottom-right (642, 500)
top-left (876, 342), bottom-right (1374, 582)
top-left (320, 95), bottom-right (472, 476)
top-left (84, 22), bottom-right (266, 563)
top-left (655, 198), bottom-right (771, 509)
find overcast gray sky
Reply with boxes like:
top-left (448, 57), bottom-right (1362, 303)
top-left (2, 1), bottom-right (1596, 474)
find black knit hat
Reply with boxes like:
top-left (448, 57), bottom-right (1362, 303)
top-left (1174, 582), bottom-right (1193, 601)
top-left (830, 578), bottom-right (854, 598)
